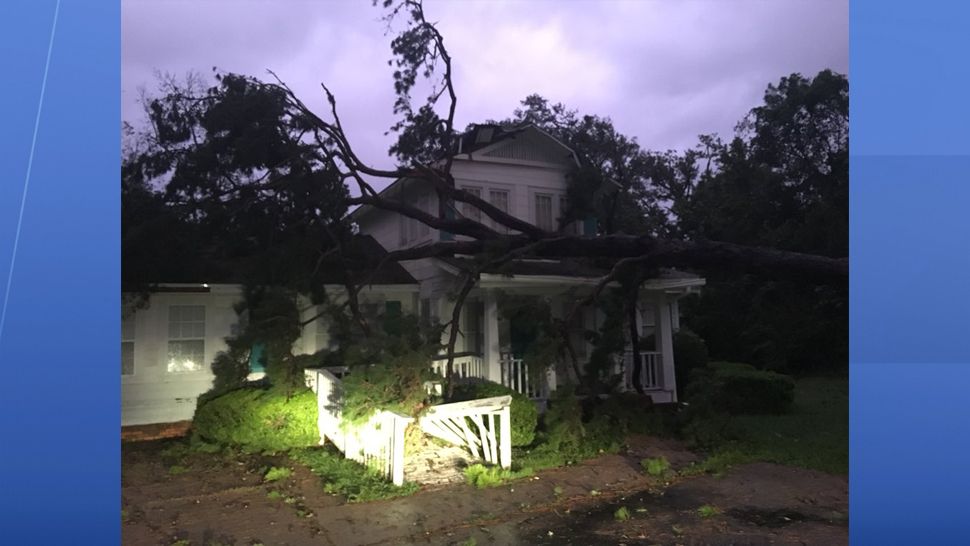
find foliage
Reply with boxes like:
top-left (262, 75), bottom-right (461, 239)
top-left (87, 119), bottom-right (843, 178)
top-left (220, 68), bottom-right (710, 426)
top-left (681, 377), bottom-right (847, 474)
top-left (515, 388), bottom-right (623, 471)
top-left (290, 446), bottom-right (419, 502)
top-left (583, 290), bottom-right (627, 388)
top-left (450, 381), bottom-right (538, 447)
top-left (495, 294), bottom-right (572, 388)
top-left (123, 71), bottom-right (350, 298)
top-left (339, 346), bottom-right (440, 425)
top-left (697, 505), bottom-right (722, 518)
top-left (589, 392), bottom-right (676, 437)
top-left (640, 456), bottom-right (672, 478)
top-left (191, 386), bottom-right (318, 452)
top-left (672, 329), bottom-right (709, 399)
top-left (686, 361), bottom-right (795, 416)
top-left (677, 71), bottom-right (848, 373)
top-left (263, 467), bottom-right (292, 482)
top-left (504, 94), bottom-right (668, 236)
top-left (614, 506), bottom-right (632, 521)
top-left (463, 463), bottom-right (533, 488)
top-left (209, 286), bottom-right (313, 397)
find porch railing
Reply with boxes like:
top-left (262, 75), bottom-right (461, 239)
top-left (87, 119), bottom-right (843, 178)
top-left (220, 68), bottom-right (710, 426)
top-left (430, 353), bottom-right (487, 381)
top-left (622, 350), bottom-right (663, 392)
top-left (499, 352), bottom-right (552, 400)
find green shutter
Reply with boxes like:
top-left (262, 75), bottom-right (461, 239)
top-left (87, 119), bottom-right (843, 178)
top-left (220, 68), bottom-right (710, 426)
top-left (383, 301), bottom-right (403, 335)
top-left (249, 343), bottom-right (266, 373)
top-left (440, 204), bottom-right (455, 240)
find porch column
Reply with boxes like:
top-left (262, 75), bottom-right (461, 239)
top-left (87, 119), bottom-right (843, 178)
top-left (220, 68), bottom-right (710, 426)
top-left (483, 290), bottom-right (502, 383)
top-left (654, 291), bottom-right (677, 401)
top-left (670, 298), bottom-right (681, 332)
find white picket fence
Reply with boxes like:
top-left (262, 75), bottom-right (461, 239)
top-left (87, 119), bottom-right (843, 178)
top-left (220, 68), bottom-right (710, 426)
top-left (304, 367), bottom-right (413, 486)
top-left (418, 395), bottom-right (512, 469)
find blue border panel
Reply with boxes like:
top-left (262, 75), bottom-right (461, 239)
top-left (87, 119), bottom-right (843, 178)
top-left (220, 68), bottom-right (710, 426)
top-left (852, 1), bottom-right (970, 155)
top-left (852, 1), bottom-right (970, 544)
top-left (851, 156), bottom-right (970, 364)
top-left (0, 1), bottom-right (120, 544)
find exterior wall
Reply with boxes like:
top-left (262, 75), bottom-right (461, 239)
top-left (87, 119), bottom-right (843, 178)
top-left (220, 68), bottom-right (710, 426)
top-left (121, 285), bottom-right (317, 426)
top-left (352, 136), bottom-right (578, 359)
top-left (450, 159), bottom-right (572, 232)
top-left (307, 286), bottom-right (419, 352)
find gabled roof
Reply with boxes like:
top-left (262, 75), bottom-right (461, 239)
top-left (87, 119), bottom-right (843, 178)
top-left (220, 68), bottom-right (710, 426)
top-left (456, 123), bottom-right (580, 167)
top-left (321, 235), bottom-right (417, 285)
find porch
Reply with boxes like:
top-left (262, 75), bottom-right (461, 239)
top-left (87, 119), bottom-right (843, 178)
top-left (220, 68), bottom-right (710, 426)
top-left (429, 270), bottom-right (702, 404)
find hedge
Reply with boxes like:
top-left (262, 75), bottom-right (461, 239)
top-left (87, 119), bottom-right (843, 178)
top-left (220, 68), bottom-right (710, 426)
top-left (686, 361), bottom-right (795, 415)
top-left (192, 386), bottom-right (319, 452)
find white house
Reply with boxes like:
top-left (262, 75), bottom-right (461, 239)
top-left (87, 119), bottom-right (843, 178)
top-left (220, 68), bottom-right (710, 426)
top-left (121, 123), bottom-right (704, 429)
top-left (350, 124), bottom-right (705, 401)
top-left (121, 238), bottom-right (420, 428)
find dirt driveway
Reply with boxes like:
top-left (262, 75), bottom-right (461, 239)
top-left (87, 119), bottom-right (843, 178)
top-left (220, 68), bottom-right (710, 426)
top-left (122, 435), bottom-right (847, 545)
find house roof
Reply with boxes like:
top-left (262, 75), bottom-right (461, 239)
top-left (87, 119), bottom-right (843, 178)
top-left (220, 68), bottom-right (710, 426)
top-left (319, 235), bottom-right (417, 285)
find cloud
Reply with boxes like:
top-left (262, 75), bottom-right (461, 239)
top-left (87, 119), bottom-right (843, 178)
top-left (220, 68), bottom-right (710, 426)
top-left (122, 0), bottom-right (848, 168)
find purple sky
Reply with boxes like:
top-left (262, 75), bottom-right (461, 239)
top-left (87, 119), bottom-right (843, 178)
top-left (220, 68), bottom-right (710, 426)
top-left (122, 0), bottom-right (847, 183)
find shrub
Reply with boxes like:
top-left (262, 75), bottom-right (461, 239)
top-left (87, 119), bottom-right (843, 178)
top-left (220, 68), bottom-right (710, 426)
top-left (263, 466), bottom-right (292, 482)
top-left (686, 361), bottom-right (795, 415)
top-left (590, 392), bottom-right (677, 437)
top-left (463, 463), bottom-right (533, 488)
top-left (640, 456), bottom-right (672, 477)
top-left (340, 348), bottom-right (440, 425)
top-left (450, 381), bottom-right (538, 447)
top-left (698, 504), bottom-right (721, 518)
top-left (191, 386), bottom-right (318, 452)
top-left (673, 329), bottom-right (709, 399)
top-left (517, 388), bottom-right (623, 470)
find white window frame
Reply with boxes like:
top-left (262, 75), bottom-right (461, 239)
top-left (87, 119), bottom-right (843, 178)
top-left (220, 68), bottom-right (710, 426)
top-left (487, 188), bottom-right (512, 233)
top-left (167, 305), bottom-right (206, 373)
top-left (534, 192), bottom-right (554, 231)
top-left (122, 314), bottom-right (135, 376)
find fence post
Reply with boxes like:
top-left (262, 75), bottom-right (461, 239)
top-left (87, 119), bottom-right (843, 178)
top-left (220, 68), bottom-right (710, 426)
top-left (391, 414), bottom-right (409, 486)
top-left (499, 405), bottom-right (512, 469)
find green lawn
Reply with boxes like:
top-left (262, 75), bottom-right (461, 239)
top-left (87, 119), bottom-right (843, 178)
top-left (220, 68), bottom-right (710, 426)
top-left (688, 376), bottom-right (848, 475)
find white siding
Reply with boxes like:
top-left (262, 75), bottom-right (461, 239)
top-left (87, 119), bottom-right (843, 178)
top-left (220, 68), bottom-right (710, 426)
top-left (121, 286), bottom-right (318, 426)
